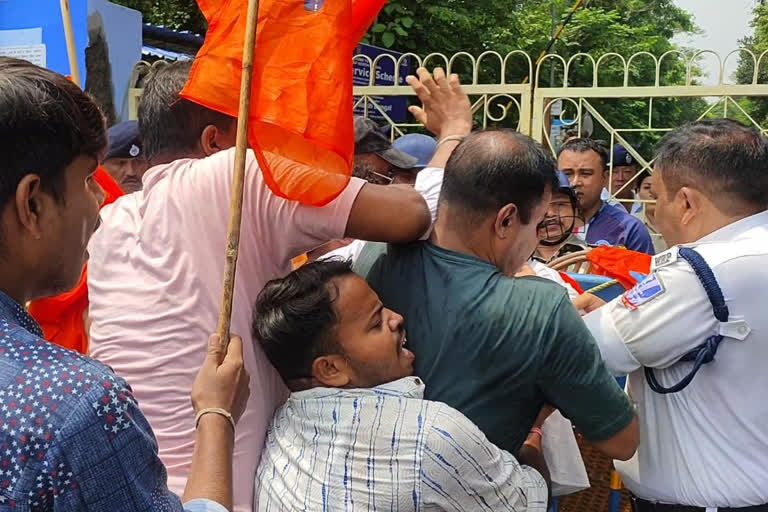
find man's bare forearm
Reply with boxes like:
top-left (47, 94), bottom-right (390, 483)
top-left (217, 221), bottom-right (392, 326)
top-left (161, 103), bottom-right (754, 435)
top-left (425, 139), bottom-right (462, 169)
top-left (519, 433), bottom-right (551, 494)
top-left (182, 414), bottom-right (234, 509)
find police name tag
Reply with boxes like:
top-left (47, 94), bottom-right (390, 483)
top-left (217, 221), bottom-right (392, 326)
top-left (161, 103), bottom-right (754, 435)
top-left (621, 273), bottom-right (665, 310)
top-left (651, 246), bottom-right (678, 271)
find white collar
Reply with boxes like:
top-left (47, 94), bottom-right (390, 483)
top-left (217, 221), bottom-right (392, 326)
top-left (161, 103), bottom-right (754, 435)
top-left (290, 376), bottom-right (425, 402)
top-left (695, 211), bottom-right (768, 244)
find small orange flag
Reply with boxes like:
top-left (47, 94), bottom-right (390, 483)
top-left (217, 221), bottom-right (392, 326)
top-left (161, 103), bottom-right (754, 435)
top-left (586, 246), bottom-right (652, 289)
top-left (181, 0), bottom-right (386, 206)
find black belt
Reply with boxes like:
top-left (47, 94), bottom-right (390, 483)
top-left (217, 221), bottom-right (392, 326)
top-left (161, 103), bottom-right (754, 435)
top-left (632, 496), bottom-right (768, 512)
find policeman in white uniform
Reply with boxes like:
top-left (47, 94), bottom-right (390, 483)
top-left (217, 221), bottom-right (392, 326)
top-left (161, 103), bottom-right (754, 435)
top-left (576, 119), bottom-right (768, 512)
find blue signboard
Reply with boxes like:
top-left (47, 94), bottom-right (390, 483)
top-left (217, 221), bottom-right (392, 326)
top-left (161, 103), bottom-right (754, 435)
top-left (0, 0), bottom-right (89, 82)
top-left (1, 0), bottom-right (142, 121)
top-left (353, 43), bottom-right (409, 122)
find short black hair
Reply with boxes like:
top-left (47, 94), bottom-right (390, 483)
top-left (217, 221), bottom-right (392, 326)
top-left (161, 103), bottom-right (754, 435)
top-left (0, 57), bottom-right (106, 209)
top-left (655, 119), bottom-right (768, 215)
top-left (440, 130), bottom-right (559, 224)
top-left (557, 138), bottom-right (610, 170)
top-left (138, 60), bottom-right (235, 161)
top-left (252, 259), bottom-right (355, 384)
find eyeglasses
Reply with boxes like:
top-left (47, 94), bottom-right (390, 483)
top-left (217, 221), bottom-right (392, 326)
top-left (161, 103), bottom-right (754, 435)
top-left (361, 168), bottom-right (394, 185)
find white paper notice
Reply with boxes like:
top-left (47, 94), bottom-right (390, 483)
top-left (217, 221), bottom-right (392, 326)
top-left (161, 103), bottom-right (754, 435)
top-left (0, 44), bottom-right (47, 67)
top-left (0, 28), bottom-right (43, 47)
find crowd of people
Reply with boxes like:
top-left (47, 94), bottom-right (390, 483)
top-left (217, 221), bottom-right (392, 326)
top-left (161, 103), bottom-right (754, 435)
top-left (0, 53), bottom-right (766, 512)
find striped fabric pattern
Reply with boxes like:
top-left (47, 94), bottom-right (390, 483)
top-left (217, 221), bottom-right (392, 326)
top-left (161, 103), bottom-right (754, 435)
top-left (255, 377), bottom-right (547, 511)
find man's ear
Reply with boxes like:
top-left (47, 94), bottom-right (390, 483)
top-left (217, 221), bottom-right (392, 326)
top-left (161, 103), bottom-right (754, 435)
top-left (14, 174), bottom-right (46, 240)
top-left (678, 186), bottom-right (701, 227)
top-left (200, 124), bottom-right (223, 157)
top-left (493, 203), bottom-right (519, 239)
top-left (312, 355), bottom-right (351, 388)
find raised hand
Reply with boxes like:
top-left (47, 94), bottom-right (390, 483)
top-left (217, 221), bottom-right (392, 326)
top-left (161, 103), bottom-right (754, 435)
top-left (406, 67), bottom-right (472, 139)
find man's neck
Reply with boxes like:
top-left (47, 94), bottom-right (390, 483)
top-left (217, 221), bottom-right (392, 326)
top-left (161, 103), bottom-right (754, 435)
top-left (536, 243), bottom-right (563, 263)
top-left (286, 377), bottom-right (318, 392)
top-left (431, 211), bottom-right (496, 265)
top-left (0, 224), bottom-right (32, 304)
top-left (582, 201), bottom-right (603, 223)
top-left (0, 276), bottom-right (31, 306)
top-left (615, 190), bottom-right (634, 206)
top-left (688, 210), bottom-right (761, 243)
top-left (149, 150), bottom-right (206, 167)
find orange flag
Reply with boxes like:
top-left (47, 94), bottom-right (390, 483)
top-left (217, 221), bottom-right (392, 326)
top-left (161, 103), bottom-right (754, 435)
top-left (586, 245), bottom-right (652, 289)
top-left (181, 0), bottom-right (386, 206)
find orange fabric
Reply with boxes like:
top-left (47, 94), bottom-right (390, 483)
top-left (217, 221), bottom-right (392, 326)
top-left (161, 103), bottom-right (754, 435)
top-left (93, 166), bottom-right (125, 203)
top-left (27, 167), bottom-right (124, 353)
top-left (180, 0), bottom-right (385, 206)
top-left (585, 245), bottom-right (652, 289)
top-left (291, 253), bottom-right (308, 269)
top-left (558, 271), bottom-right (584, 295)
top-left (351, 0), bottom-right (387, 41)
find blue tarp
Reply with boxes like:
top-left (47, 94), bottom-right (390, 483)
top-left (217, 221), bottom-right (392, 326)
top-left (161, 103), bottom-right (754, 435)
top-left (567, 273), bottom-right (625, 302)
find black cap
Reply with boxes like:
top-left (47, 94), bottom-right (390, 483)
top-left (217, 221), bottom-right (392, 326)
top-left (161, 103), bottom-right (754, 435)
top-left (354, 117), bottom-right (418, 169)
top-left (106, 121), bottom-right (142, 160)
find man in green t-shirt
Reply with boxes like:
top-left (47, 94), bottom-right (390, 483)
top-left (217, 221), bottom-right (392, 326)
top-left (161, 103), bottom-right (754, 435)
top-left (354, 121), bottom-right (638, 460)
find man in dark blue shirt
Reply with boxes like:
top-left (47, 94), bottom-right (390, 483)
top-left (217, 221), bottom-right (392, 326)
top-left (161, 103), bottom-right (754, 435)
top-left (0, 57), bottom-right (248, 511)
top-left (558, 139), bottom-right (655, 254)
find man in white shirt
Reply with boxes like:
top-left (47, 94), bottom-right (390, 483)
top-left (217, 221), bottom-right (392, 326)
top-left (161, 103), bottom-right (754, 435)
top-left (575, 119), bottom-right (768, 511)
top-left (253, 259), bottom-right (551, 511)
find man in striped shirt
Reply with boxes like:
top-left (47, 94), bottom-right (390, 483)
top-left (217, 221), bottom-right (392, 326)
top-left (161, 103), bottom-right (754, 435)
top-left (252, 259), bottom-right (551, 511)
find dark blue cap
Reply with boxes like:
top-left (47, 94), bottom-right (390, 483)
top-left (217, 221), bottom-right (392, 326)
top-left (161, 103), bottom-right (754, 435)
top-left (556, 170), bottom-right (572, 190)
top-left (392, 134), bottom-right (437, 169)
top-left (612, 144), bottom-right (636, 167)
top-left (554, 170), bottom-right (578, 204)
top-left (106, 121), bottom-right (142, 160)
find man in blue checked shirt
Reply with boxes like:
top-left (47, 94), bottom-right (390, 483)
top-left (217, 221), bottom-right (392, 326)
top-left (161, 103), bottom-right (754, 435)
top-left (253, 259), bottom-right (552, 511)
top-left (0, 57), bottom-right (249, 511)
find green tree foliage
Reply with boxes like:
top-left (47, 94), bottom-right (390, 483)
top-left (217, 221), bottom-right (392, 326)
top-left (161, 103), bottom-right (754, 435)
top-left (365, 0), bottom-right (705, 155)
top-left (734, 2), bottom-right (768, 128)
top-left (112, 0), bottom-right (207, 34)
top-left (113, 0), bottom-right (710, 156)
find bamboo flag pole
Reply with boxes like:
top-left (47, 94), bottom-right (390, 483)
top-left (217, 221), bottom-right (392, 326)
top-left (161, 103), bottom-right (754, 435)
top-left (502, 0), bottom-right (586, 118)
top-left (522, 0), bottom-right (585, 85)
top-left (59, 0), bottom-right (81, 87)
top-left (216, 0), bottom-right (261, 344)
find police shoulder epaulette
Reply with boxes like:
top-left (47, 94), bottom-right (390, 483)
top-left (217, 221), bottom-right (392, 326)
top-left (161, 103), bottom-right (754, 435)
top-left (650, 246), bottom-right (679, 271)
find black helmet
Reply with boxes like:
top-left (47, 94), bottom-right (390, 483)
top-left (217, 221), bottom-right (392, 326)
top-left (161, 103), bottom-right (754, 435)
top-left (537, 171), bottom-right (582, 247)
